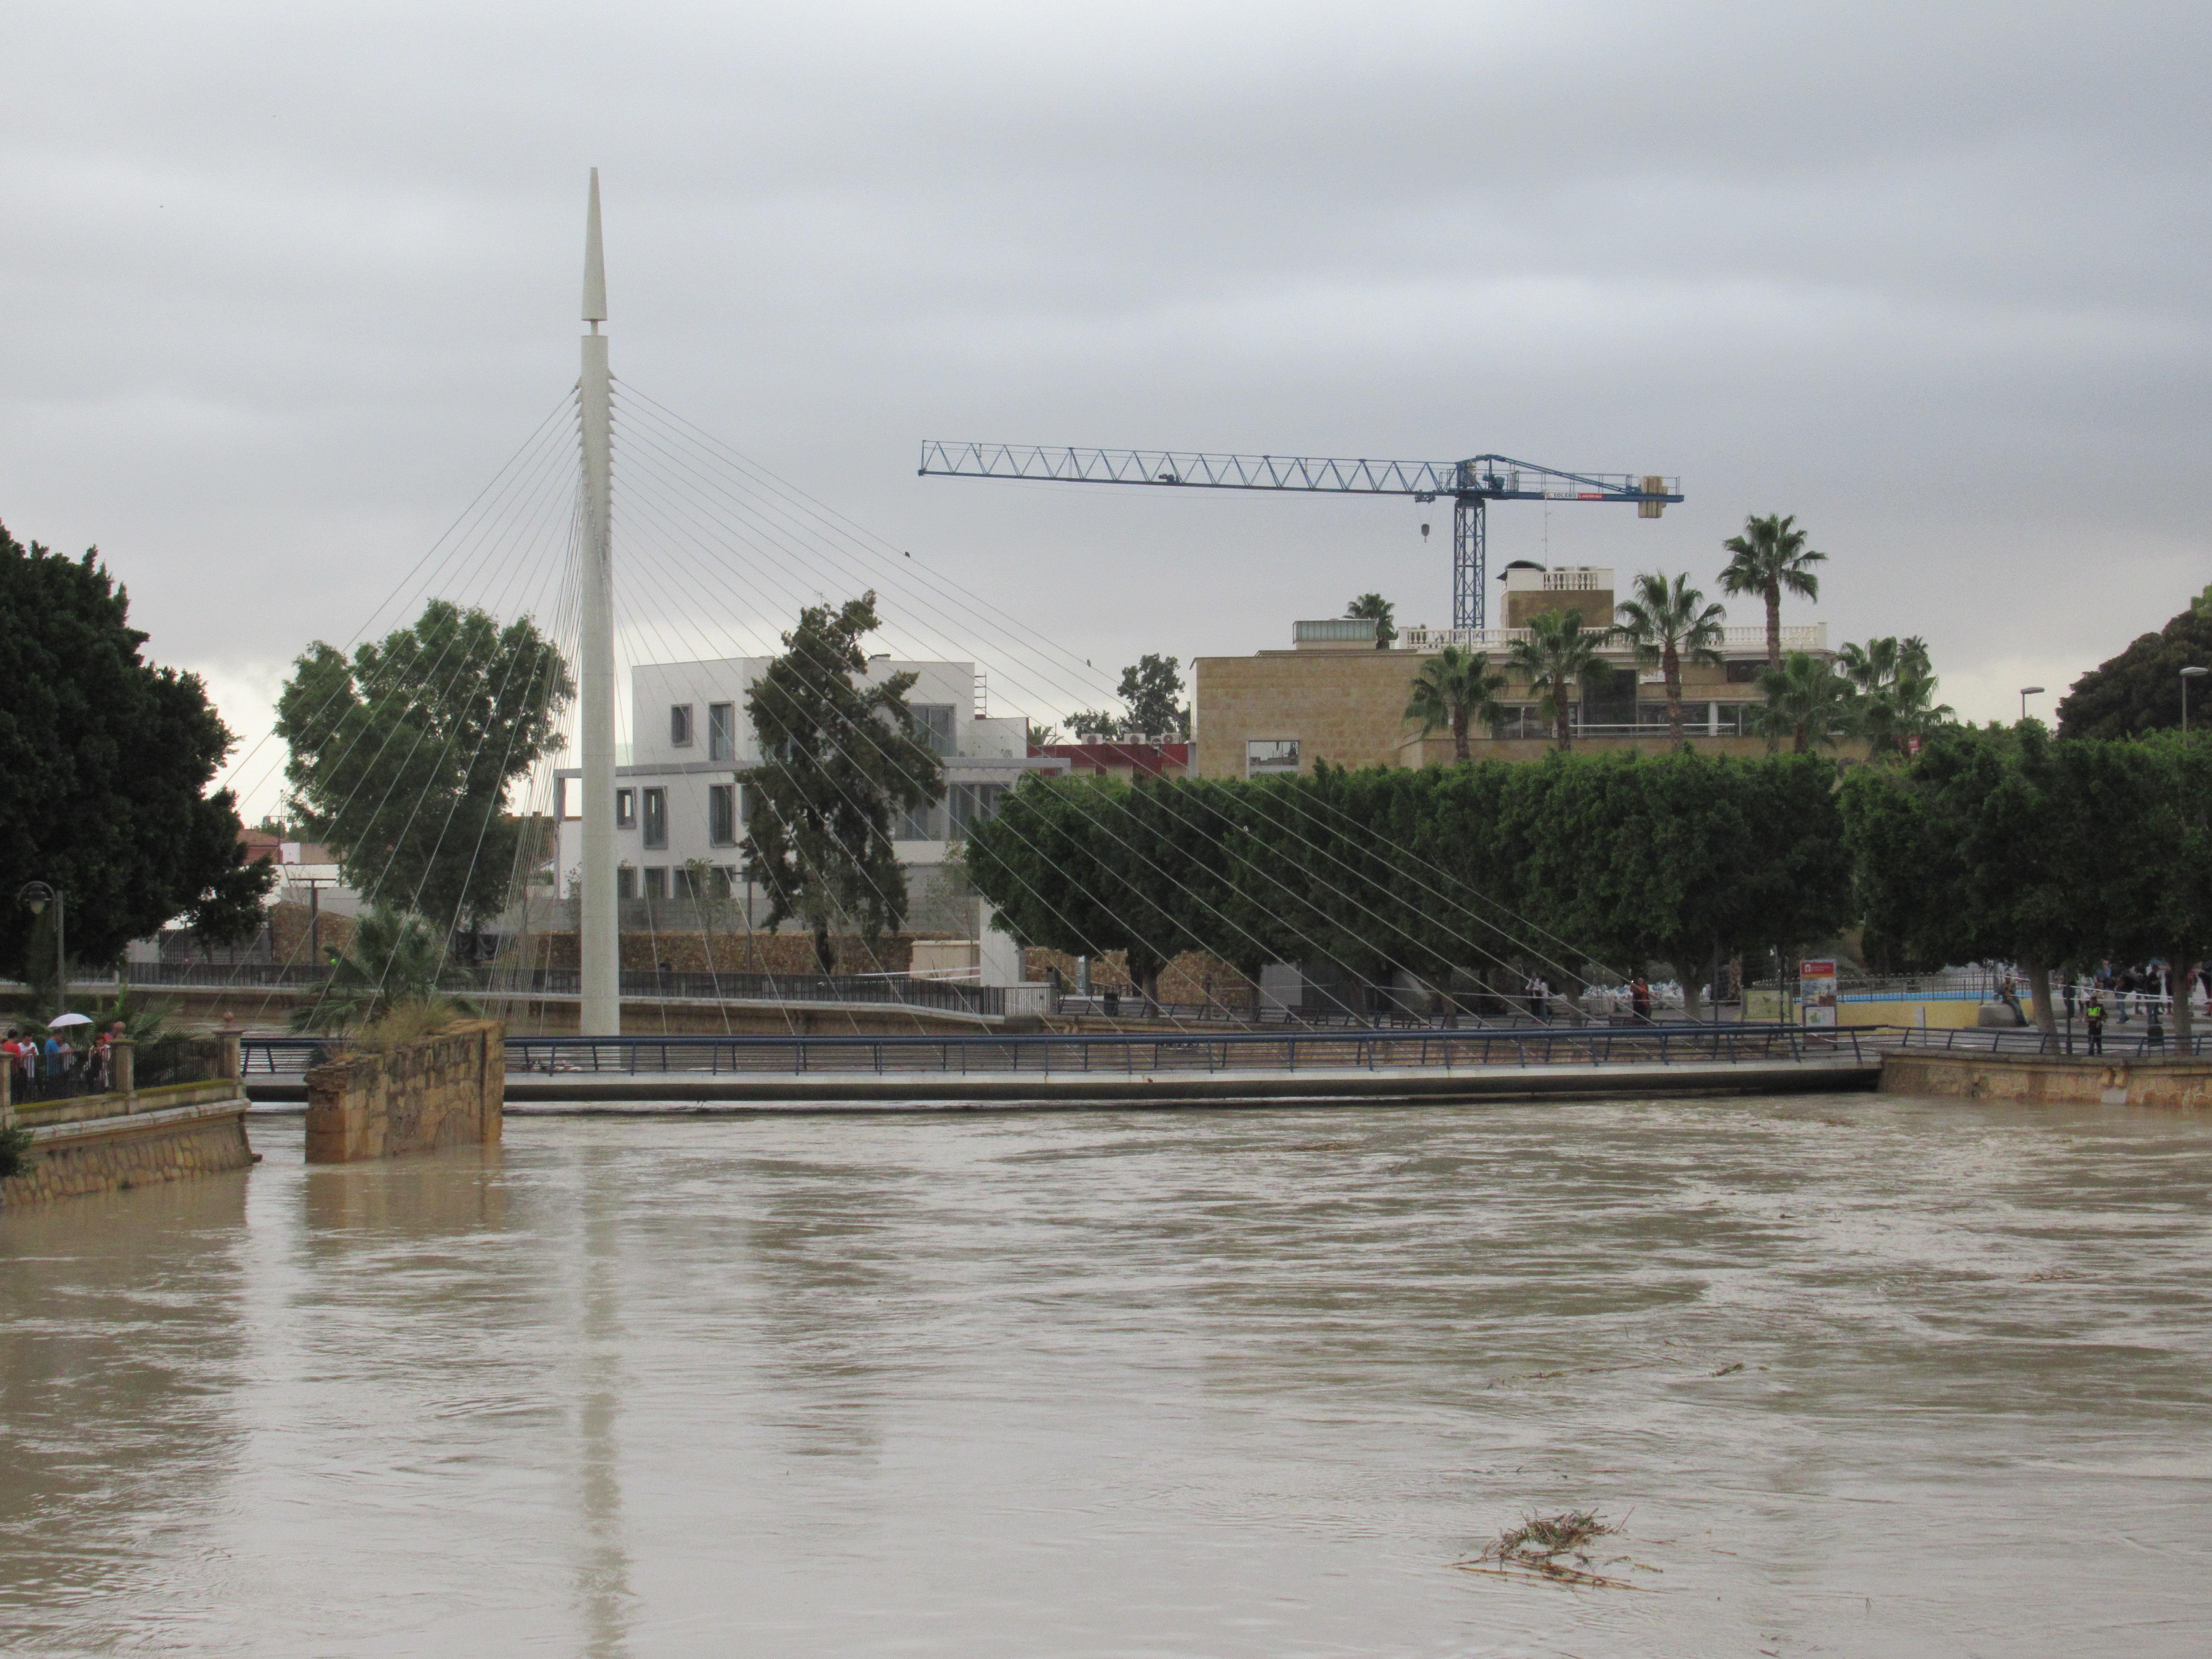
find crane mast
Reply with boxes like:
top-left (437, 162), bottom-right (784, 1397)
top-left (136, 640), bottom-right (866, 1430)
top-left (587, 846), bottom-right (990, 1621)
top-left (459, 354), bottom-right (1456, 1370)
top-left (917, 442), bottom-right (1682, 630)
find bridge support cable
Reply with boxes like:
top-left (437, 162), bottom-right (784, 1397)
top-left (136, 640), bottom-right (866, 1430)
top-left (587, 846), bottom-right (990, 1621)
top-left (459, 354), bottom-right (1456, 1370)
top-left (611, 389), bottom-right (1639, 993)
top-left (609, 411), bottom-right (1616, 1017)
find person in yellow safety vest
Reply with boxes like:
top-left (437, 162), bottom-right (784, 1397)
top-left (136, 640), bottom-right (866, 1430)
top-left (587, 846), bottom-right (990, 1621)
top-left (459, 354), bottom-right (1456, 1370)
top-left (2084, 992), bottom-right (2107, 1056)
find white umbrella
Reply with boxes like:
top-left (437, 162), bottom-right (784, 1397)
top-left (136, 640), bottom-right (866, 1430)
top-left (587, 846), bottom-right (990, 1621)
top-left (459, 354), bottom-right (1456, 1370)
top-left (48, 1012), bottom-right (93, 1028)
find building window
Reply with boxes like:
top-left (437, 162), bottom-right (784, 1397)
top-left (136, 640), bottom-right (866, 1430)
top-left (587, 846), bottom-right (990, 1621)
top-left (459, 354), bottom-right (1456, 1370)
top-left (643, 866), bottom-right (667, 900)
top-left (671, 865), bottom-right (700, 902)
top-left (559, 776), bottom-right (580, 820)
top-left (670, 704), bottom-right (694, 747)
top-left (617, 866), bottom-right (637, 900)
top-left (708, 783), bottom-right (736, 847)
top-left (1725, 660), bottom-right (1762, 684)
top-left (708, 701), bottom-right (735, 762)
top-left (1246, 739), bottom-right (1300, 778)
top-left (642, 787), bottom-right (667, 849)
top-left (947, 782), bottom-right (1007, 836)
top-left (710, 866), bottom-right (736, 901)
top-left (615, 788), bottom-right (636, 829)
top-left (896, 799), bottom-right (944, 841)
top-left (1713, 703), bottom-right (1749, 735)
top-left (911, 704), bottom-right (956, 757)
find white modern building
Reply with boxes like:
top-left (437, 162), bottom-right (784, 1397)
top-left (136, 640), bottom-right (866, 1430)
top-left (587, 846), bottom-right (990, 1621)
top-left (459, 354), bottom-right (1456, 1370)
top-left (551, 656), bottom-right (1068, 933)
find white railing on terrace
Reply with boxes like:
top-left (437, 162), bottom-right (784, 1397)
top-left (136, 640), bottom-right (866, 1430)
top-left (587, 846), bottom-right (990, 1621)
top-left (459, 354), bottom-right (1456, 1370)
top-left (1400, 623), bottom-right (1827, 654)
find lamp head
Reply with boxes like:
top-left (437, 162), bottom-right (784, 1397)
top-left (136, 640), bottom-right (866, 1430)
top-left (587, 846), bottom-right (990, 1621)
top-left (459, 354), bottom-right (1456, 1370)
top-left (2020, 685), bottom-right (2046, 696)
top-left (2182, 666), bottom-right (2209, 678)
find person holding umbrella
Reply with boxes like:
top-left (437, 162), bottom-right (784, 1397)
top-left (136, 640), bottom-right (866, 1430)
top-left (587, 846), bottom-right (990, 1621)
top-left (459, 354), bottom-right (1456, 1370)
top-left (47, 1011), bottom-right (93, 1093)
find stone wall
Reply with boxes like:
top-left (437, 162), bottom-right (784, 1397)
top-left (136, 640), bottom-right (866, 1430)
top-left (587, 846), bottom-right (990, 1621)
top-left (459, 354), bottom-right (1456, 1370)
top-left (306, 1021), bottom-right (505, 1164)
top-left (1881, 1050), bottom-right (2212, 1109)
top-left (1022, 947), bottom-right (1259, 1013)
top-left (2, 1084), bottom-right (253, 1205)
top-left (526, 930), bottom-right (931, 975)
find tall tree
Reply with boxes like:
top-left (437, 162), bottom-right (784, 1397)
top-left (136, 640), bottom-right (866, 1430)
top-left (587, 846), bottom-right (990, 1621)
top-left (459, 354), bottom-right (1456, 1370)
top-left (967, 775), bottom-right (1245, 1005)
top-left (1404, 646), bottom-right (1508, 762)
top-left (1839, 635), bottom-right (1952, 757)
top-left (1719, 512), bottom-right (1827, 670)
top-left (1116, 654), bottom-right (1189, 738)
top-left (738, 592), bottom-right (945, 973)
top-left (1508, 610), bottom-right (1610, 752)
top-left (1614, 571), bottom-right (1727, 748)
top-left (279, 599), bottom-right (572, 937)
top-left (2055, 603), bottom-right (2212, 738)
top-left (1345, 592), bottom-right (1397, 649)
top-left (1752, 651), bottom-right (1858, 754)
top-left (1841, 724), bottom-right (2095, 1034)
top-left (0, 522), bottom-right (272, 979)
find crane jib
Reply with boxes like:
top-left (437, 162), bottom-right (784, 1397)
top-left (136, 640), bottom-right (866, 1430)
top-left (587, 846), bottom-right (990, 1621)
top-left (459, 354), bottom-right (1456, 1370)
top-left (914, 440), bottom-right (1683, 630)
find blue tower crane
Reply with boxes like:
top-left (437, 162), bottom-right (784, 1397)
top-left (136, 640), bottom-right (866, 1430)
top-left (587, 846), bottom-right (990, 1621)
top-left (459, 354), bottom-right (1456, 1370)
top-left (917, 441), bottom-right (1681, 631)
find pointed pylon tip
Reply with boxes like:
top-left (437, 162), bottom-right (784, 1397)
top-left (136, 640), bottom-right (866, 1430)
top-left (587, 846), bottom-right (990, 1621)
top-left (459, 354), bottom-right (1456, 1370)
top-left (582, 168), bottom-right (607, 325)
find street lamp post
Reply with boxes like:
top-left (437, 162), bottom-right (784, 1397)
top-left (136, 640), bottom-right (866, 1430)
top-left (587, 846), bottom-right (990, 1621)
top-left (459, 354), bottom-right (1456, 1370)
top-left (2182, 666), bottom-right (2208, 734)
top-left (16, 881), bottom-right (63, 997)
top-left (2020, 685), bottom-right (2046, 723)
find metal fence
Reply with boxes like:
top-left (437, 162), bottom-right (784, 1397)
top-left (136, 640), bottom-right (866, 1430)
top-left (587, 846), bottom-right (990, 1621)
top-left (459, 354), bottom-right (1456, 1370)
top-left (8, 1059), bottom-right (108, 1101)
top-left (240, 1022), bottom-right (1866, 1080)
top-left (1873, 1022), bottom-right (2211, 1061)
top-left (134, 1037), bottom-right (227, 1089)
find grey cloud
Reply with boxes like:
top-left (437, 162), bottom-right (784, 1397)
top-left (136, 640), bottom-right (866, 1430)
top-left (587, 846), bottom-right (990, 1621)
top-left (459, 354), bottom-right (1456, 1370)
top-left (4, 0), bottom-right (2209, 815)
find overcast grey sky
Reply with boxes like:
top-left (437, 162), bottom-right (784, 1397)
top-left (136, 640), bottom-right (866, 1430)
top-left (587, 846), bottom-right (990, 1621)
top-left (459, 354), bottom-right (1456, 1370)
top-left (6, 0), bottom-right (2208, 811)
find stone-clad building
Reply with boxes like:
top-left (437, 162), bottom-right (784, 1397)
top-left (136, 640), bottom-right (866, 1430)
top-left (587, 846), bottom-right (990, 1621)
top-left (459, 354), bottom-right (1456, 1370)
top-left (1192, 563), bottom-right (1835, 780)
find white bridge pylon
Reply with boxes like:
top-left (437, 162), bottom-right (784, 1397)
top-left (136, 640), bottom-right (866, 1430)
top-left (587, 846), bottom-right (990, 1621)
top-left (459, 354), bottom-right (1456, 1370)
top-left (578, 169), bottom-right (619, 1036)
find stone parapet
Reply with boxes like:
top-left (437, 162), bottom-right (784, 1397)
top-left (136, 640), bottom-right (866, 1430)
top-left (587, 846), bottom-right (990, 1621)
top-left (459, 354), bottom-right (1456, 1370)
top-left (1, 1094), bottom-right (253, 1205)
top-left (1882, 1049), bottom-right (2212, 1109)
top-left (305, 1021), bottom-right (504, 1164)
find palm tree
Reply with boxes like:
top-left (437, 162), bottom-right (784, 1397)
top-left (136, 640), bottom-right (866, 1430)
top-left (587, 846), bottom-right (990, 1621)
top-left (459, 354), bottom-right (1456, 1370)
top-left (1719, 512), bottom-right (1827, 670)
top-left (1404, 646), bottom-right (1508, 762)
top-left (293, 905), bottom-right (474, 1031)
top-left (1839, 634), bottom-right (1954, 757)
top-left (1346, 592), bottom-right (1397, 649)
top-left (1614, 571), bottom-right (1727, 748)
top-left (1751, 651), bottom-right (1859, 754)
top-left (1508, 610), bottom-right (1610, 752)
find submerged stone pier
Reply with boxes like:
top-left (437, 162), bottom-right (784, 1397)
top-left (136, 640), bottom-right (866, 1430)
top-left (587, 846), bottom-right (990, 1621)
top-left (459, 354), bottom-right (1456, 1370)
top-left (305, 1021), bottom-right (504, 1162)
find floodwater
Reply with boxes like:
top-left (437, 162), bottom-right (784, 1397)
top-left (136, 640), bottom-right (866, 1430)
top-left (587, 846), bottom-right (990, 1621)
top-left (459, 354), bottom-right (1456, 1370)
top-left (4, 1097), bottom-right (2211, 1658)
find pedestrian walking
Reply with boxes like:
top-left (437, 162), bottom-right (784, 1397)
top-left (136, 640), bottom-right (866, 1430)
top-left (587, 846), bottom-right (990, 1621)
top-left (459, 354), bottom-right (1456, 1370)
top-left (2084, 994), bottom-right (2107, 1055)
top-left (1527, 975), bottom-right (1550, 1022)
top-left (2062, 976), bottom-right (2078, 1020)
top-left (1631, 975), bottom-right (1652, 1023)
top-left (2146, 1002), bottom-right (2166, 1051)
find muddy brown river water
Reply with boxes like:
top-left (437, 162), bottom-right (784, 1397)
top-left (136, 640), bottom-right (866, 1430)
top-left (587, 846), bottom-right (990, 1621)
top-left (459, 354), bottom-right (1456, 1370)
top-left (4, 1094), bottom-right (2210, 1657)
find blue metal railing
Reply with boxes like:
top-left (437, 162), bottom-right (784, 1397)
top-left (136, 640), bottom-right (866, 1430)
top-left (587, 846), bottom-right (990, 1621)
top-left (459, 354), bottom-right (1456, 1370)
top-left (240, 1022), bottom-right (1868, 1080)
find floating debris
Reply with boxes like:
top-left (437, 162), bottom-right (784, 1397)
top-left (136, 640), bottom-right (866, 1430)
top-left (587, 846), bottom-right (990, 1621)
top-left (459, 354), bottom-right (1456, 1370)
top-left (1454, 1510), bottom-right (1640, 1590)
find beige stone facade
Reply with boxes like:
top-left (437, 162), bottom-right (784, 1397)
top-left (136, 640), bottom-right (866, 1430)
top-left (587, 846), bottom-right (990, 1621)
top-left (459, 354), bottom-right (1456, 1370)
top-left (1194, 567), bottom-right (1839, 780)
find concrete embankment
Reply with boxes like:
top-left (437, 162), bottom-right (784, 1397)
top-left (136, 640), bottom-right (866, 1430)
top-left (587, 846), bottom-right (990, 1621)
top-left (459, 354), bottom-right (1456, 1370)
top-left (249, 1056), bottom-right (1878, 1113)
top-left (1880, 1049), bottom-right (2212, 1109)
